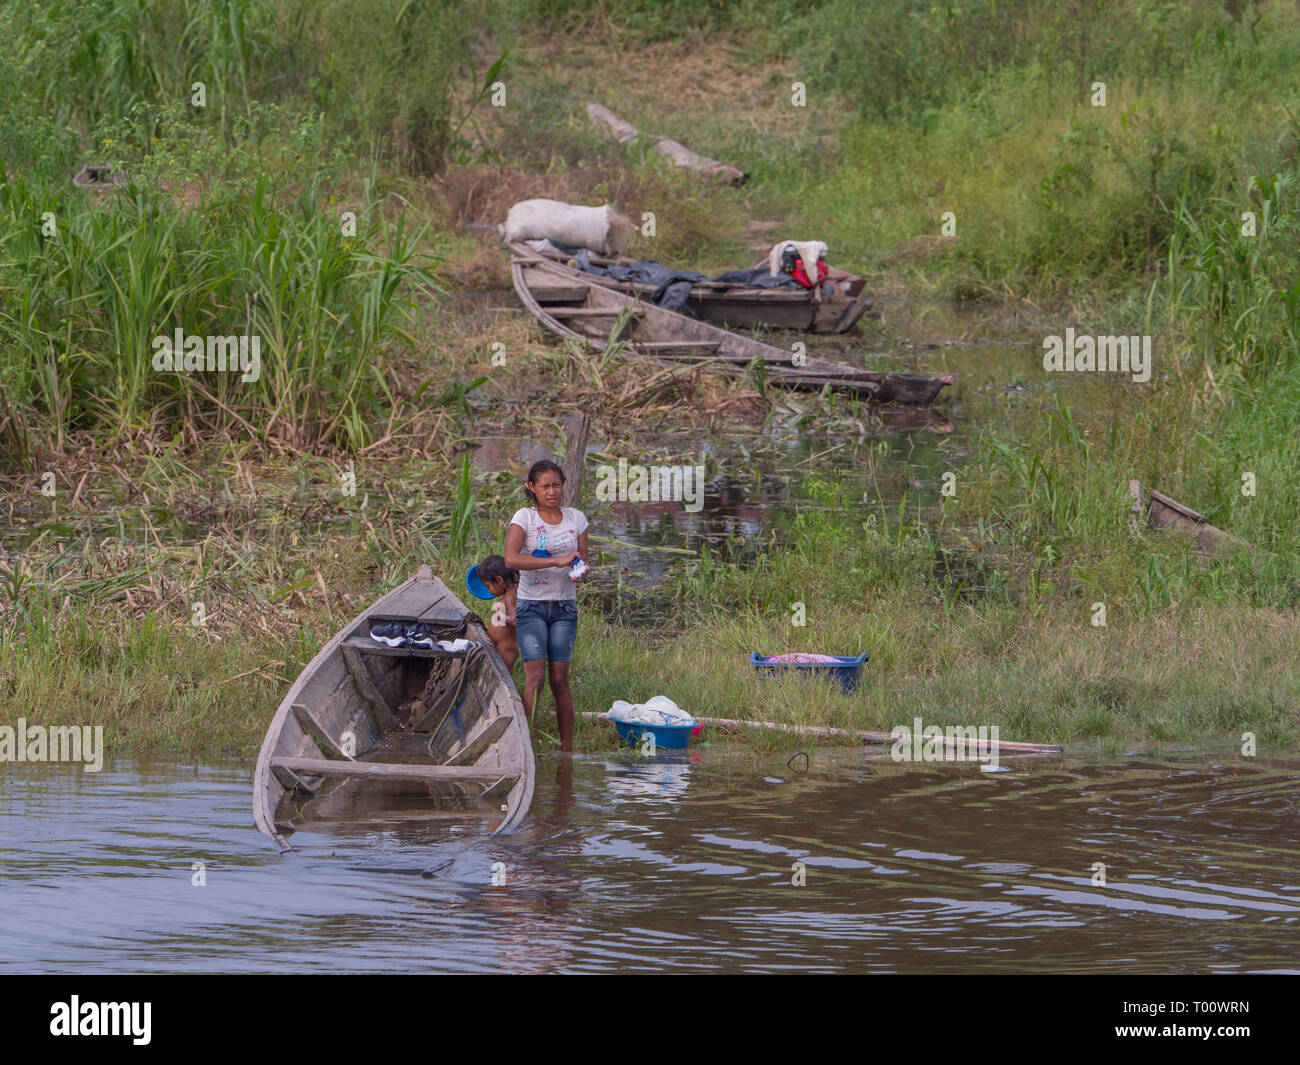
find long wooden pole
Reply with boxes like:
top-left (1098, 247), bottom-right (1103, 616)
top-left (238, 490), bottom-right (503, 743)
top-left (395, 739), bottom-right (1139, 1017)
top-left (580, 711), bottom-right (1060, 754)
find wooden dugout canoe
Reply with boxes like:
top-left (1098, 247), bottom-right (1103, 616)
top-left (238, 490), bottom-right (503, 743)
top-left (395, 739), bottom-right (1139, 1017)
top-left (521, 240), bottom-right (872, 334)
top-left (253, 566), bottom-right (535, 851)
top-left (508, 243), bottom-right (953, 405)
top-left (1128, 480), bottom-right (1255, 557)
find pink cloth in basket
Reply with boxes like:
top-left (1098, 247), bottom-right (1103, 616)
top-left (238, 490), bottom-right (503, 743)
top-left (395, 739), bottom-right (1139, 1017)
top-left (765, 653), bottom-right (843, 664)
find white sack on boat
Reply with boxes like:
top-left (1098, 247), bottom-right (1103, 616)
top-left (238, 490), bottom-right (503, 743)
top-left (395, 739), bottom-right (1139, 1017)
top-left (607, 695), bottom-right (696, 727)
top-left (767, 239), bottom-right (829, 278)
top-left (499, 199), bottom-right (633, 256)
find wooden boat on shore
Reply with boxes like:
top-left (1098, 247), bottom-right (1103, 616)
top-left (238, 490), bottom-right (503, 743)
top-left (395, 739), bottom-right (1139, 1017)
top-left (1128, 481), bottom-right (1254, 557)
top-left (509, 243), bottom-right (953, 405)
top-left (521, 241), bottom-right (872, 334)
top-left (253, 566), bottom-right (535, 851)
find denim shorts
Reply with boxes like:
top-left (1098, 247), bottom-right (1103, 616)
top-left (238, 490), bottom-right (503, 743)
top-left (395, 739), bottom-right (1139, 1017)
top-left (514, 598), bottom-right (578, 663)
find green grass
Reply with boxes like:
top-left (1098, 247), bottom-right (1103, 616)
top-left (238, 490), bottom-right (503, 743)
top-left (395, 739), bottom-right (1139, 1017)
top-left (10, 0), bottom-right (484, 174)
top-left (0, 155), bottom-right (441, 450)
top-left (3, 0), bottom-right (1300, 756)
top-left (5, 521), bottom-right (1297, 756)
top-left (5, 453), bottom-right (1296, 757)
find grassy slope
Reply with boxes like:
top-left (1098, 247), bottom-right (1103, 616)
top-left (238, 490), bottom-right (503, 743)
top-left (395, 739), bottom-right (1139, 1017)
top-left (2, 0), bottom-right (1299, 755)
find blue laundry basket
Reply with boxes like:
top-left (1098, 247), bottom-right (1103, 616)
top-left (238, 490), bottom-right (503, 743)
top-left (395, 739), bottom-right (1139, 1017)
top-left (750, 652), bottom-right (869, 693)
top-left (612, 721), bottom-right (695, 750)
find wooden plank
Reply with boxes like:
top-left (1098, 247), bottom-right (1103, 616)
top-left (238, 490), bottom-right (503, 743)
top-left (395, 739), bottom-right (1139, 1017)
top-left (301, 808), bottom-right (507, 825)
top-left (368, 582), bottom-right (441, 621)
top-left (627, 350), bottom-right (757, 366)
top-left (1127, 479), bottom-right (1145, 534)
top-left (529, 285), bottom-right (591, 303)
top-left (342, 636), bottom-right (468, 659)
top-left (340, 645), bottom-right (398, 731)
top-left (270, 756), bottom-right (522, 783)
top-left (631, 341), bottom-right (722, 351)
top-left (445, 715), bottom-right (512, 766)
top-left (689, 303), bottom-right (816, 333)
top-left (292, 703), bottom-right (356, 761)
top-left (520, 246), bottom-right (620, 269)
top-left (692, 287), bottom-right (811, 302)
top-left (549, 307), bottom-right (643, 318)
top-left (635, 350), bottom-right (947, 401)
top-left (692, 715), bottom-right (1060, 753)
top-left (272, 762), bottom-right (320, 790)
top-left (416, 596), bottom-right (462, 622)
top-left (479, 775), bottom-right (518, 802)
top-left (299, 668), bottom-right (382, 753)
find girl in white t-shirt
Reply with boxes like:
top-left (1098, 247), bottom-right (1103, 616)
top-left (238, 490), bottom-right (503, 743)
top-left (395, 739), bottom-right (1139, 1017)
top-left (504, 459), bottom-right (590, 752)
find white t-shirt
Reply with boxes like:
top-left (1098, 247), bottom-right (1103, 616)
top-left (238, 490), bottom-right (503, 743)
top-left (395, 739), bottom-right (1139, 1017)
top-left (510, 506), bottom-right (589, 601)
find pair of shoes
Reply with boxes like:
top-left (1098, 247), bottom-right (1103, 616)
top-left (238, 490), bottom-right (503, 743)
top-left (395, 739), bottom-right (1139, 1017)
top-left (369, 621), bottom-right (443, 648)
top-left (407, 622), bottom-right (436, 649)
top-left (370, 622), bottom-right (410, 647)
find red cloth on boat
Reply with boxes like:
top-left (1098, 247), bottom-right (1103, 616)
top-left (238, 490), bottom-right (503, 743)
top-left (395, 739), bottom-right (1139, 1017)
top-left (791, 258), bottom-right (829, 289)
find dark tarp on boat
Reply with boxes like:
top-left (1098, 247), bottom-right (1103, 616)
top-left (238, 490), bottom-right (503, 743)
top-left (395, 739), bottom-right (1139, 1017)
top-left (550, 243), bottom-right (829, 312)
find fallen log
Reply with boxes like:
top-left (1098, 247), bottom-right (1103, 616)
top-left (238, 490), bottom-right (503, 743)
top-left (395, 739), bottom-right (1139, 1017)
top-left (587, 102), bottom-right (748, 186)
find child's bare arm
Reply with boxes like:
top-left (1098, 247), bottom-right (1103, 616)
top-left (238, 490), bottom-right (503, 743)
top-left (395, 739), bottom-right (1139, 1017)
top-left (504, 586), bottom-right (517, 623)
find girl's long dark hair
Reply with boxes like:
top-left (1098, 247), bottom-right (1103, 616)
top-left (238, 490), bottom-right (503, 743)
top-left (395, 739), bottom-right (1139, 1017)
top-left (524, 459), bottom-right (565, 505)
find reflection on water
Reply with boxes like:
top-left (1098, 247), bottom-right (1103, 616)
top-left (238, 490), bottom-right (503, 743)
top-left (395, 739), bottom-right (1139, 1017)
top-left (2, 747), bottom-right (1298, 973)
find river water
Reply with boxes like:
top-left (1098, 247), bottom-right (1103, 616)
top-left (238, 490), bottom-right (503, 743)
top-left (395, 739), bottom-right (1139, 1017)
top-left (4, 746), bottom-right (1298, 974)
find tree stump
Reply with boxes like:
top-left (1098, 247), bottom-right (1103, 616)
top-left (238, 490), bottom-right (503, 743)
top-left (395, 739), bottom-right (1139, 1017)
top-left (561, 412), bottom-right (590, 508)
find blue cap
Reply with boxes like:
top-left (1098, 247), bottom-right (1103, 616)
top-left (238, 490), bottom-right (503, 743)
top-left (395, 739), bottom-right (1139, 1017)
top-left (465, 564), bottom-right (494, 600)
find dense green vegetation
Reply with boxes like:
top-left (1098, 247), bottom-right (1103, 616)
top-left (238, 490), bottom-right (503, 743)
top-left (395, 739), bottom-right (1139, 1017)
top-left (1, 0), bottom-right (1297, 753)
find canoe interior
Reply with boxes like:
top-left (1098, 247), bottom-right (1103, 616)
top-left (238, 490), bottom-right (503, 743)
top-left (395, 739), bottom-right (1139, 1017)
top-left (522, 243), bottom-right (870, 333)
top-left (509, 243), bottom-right (951, 406)
top-left (254, 572), bottom-right (535, 850)
top-left (522, 242), bottom-right (870, 333)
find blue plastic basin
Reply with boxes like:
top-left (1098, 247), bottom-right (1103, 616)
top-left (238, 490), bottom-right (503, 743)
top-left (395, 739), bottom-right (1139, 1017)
top-left (750, 652), bottom-right (869, 693)
top-left (613, 721), bottom-right (695, 750)
top-left (465, 564), bottom-right (494, 600)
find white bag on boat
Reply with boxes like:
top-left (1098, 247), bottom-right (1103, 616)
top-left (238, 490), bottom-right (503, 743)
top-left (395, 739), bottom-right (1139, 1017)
top-left (499, 199), bottom-right (633, 256)
top-left (767, 239), bottom-right (829, 278)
